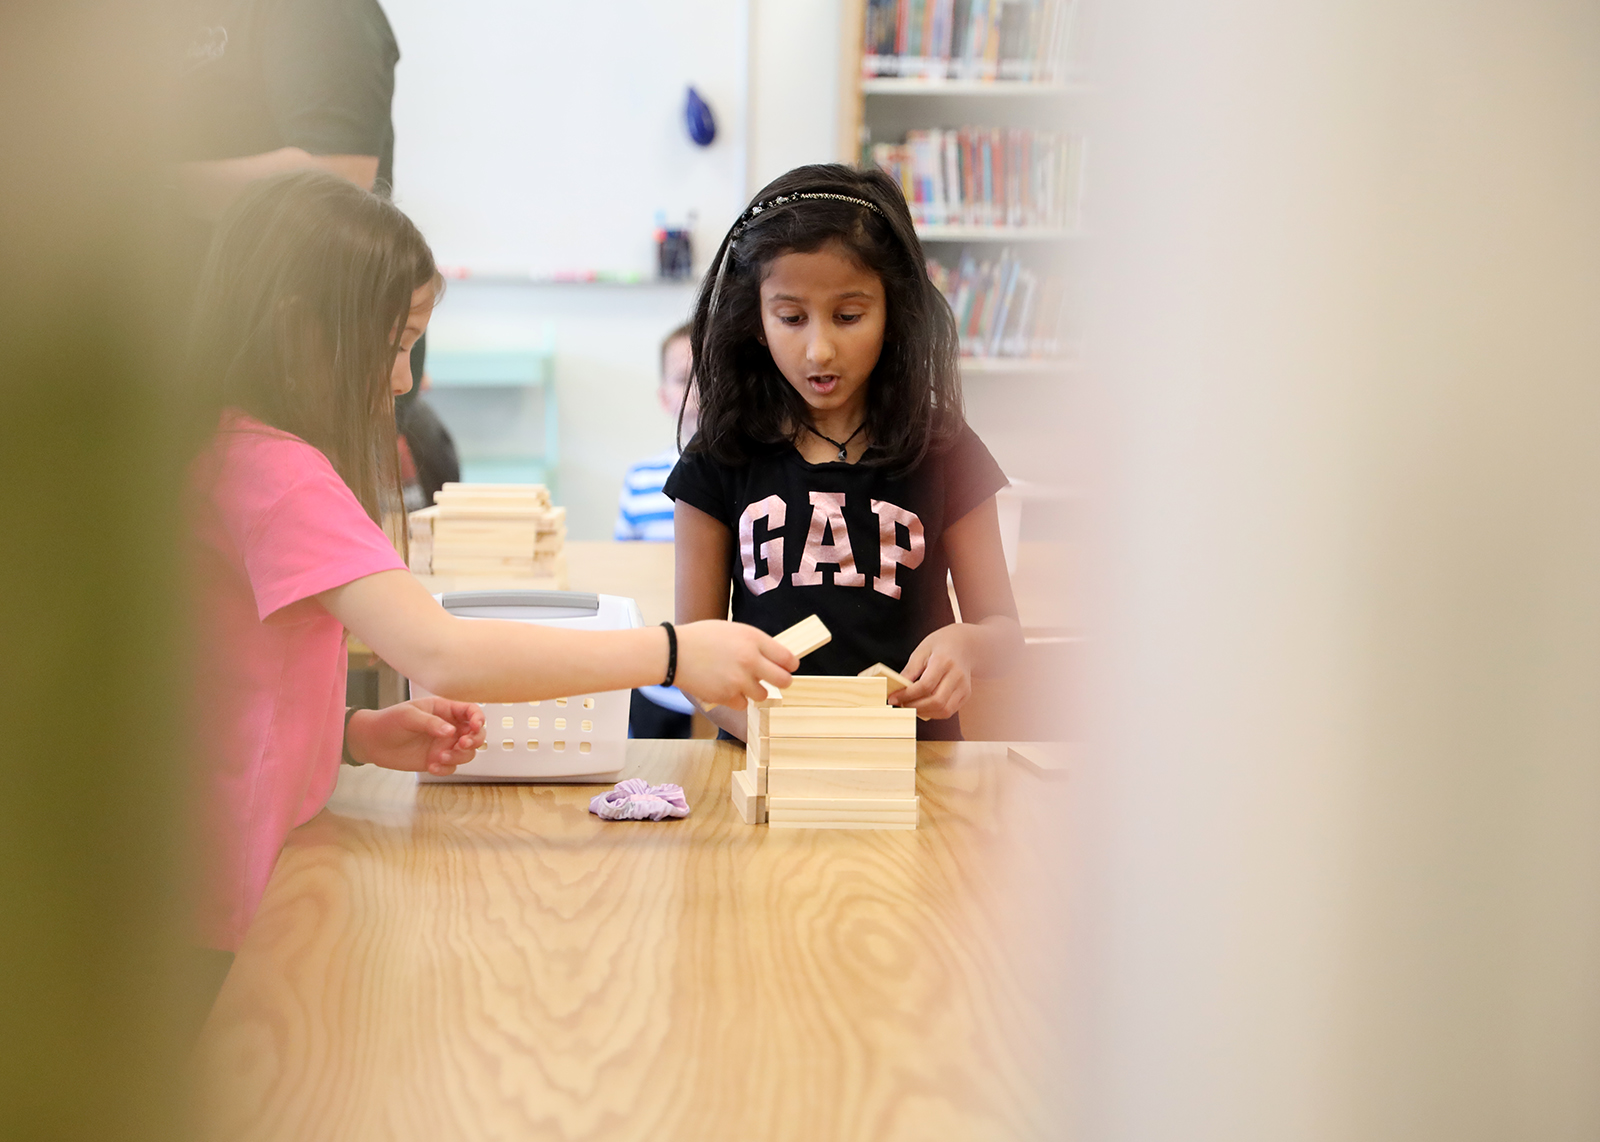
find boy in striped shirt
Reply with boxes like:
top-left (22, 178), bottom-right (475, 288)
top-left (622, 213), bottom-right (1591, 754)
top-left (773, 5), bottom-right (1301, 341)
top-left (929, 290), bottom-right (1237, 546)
top-left (619, 323), bottom-right (697, 737)
top-left (614, 322), bottom-right (695, 542)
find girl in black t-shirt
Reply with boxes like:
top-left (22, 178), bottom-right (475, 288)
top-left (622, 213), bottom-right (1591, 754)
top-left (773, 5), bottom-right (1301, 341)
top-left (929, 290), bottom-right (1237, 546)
top-left (664, 164), bottom-right (1023, 741)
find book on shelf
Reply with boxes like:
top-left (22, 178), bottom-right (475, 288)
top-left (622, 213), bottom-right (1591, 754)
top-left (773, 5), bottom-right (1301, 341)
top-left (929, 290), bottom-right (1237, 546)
top-left (872, 127), bottom-right (1086, 230)
top-left (863, 0), bottom-right (1083, 83)
top-left (927, 249), bottom-right (1076, 359)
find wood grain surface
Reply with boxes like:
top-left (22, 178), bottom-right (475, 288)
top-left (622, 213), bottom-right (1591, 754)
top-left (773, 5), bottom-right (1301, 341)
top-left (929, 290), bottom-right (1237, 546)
top-left (196, 741), bottom-right (1069, 1142)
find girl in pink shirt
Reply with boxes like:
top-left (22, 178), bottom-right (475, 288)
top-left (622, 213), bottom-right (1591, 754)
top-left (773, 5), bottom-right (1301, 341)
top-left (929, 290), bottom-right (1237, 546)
top-left (188, 172), bottom-right (797, 960)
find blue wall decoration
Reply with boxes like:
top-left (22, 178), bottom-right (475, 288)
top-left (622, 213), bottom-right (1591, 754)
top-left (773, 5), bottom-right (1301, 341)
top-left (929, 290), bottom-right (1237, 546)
top-left (685, 86), bottom-right (717, 147)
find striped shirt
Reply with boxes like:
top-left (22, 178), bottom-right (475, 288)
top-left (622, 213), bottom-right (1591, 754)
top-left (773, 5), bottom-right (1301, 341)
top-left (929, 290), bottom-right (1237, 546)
top-left (614, 447), bottom-right (680, 542)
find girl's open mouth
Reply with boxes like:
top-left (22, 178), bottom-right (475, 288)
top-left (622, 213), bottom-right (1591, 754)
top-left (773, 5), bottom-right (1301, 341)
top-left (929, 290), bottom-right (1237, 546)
top-left (806, 375), bottom-right (839, 395)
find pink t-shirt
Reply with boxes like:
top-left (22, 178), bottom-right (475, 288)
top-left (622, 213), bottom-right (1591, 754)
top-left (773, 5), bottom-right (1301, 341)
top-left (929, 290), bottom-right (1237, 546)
top-left (189, 413), bottom-right (406, 950)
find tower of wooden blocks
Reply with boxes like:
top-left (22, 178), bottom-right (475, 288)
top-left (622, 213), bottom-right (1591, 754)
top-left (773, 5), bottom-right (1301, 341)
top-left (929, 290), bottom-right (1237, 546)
top-left (730, 616), bottom-right (919, 830)
top-left (731, 677), bottom-right (919, 829)
top-left (407, 482), bottom-right (567, 586)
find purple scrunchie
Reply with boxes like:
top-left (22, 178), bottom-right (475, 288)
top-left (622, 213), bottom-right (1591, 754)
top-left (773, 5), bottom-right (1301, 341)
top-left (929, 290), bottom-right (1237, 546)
top-left (588, 778), bottom-right (691, 821)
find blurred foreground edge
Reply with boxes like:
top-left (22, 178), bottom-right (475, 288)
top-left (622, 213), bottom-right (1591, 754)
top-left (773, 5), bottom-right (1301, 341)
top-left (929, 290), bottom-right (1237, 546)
top-left (0, 4), bottom-right (198, 1141)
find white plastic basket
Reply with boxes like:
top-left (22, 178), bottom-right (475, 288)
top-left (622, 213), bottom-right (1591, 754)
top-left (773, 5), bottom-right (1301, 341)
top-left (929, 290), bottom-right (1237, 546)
top-left (413, 590), bottom-right (639, 783)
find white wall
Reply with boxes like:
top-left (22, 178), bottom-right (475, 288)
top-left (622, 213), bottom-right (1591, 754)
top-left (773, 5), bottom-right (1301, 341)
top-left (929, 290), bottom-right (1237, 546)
top-left (395, 0), bottom-right (845, 540)
top-left (386, 0), bottom-right (750, 278)
top-left (747, 0), bottom-right (845, 189)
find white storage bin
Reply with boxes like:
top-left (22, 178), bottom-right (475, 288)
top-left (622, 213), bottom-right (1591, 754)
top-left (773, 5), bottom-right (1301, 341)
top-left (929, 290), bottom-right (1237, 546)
top-left (413, 590), bottom-right (638, 783)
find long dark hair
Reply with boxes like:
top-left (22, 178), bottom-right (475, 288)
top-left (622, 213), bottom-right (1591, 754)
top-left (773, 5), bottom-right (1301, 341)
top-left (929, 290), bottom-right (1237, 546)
top-left (686, 163), bottom-right (962, 473)
top-left (187, 170), bottom-right (440, 523)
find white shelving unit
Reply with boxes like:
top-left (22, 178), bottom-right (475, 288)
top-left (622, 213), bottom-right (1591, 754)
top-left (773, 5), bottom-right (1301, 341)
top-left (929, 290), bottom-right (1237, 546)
top-left (916, 224), bottom-right (1080, 243)
top-left (960, 356), bottom-right (1079, 376)
top-left (860, 78), bottom-right (1088, 96)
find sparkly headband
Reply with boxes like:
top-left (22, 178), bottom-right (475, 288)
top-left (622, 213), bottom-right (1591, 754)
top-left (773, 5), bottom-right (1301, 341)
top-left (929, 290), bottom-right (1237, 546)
top-left (729, 191), bottom-right (886, 239)
top-left (709, 192), bottom-right (889, 322)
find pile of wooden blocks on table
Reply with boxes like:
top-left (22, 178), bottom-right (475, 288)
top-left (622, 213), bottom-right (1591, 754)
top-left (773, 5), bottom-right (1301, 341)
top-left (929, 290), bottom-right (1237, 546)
top-left (731, 616), bottom-right (920, 830)
top-left (407, 482), bottom-right (567, 586)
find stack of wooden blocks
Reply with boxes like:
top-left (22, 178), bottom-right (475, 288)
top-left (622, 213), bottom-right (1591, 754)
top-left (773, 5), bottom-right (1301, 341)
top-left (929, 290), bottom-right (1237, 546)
top-left (731, 617), bottom-right (920, 830)
top-left (407, 482), bottom-right (567, 586)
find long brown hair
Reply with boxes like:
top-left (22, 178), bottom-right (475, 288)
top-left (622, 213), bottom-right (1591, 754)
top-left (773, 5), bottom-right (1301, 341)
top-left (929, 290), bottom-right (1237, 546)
top-left (687, 163), bottom-right (963, 474)
top-left (187, 171), bottom-right (440, 522)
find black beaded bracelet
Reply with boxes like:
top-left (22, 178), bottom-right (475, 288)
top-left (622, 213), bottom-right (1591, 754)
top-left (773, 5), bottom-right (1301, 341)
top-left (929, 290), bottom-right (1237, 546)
top-left (341, 706), bottom-right (365, 766)
top-left (659, 621), bottom-right (678, 688)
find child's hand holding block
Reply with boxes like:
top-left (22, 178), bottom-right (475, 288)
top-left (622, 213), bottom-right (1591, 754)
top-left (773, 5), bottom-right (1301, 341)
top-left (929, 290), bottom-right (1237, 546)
top-left (857, 661), bottom-right (910, 696)
top-left (858, 661), bottom-right (933, 720)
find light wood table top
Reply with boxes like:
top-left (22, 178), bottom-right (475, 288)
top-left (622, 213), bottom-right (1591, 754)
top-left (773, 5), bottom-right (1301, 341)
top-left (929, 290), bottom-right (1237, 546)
top-left (197, 741), bottom-right (1069, 1142)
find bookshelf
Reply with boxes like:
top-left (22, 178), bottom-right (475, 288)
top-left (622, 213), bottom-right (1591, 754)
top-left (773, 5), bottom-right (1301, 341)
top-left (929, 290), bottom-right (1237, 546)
top-left (842, 0), bottom-right (1091, 373)
top-left (842, 0), bottom-right (1092, 508)
top-left (860, 78), bottom-right (1086, 96)
top-left (916, 224), bottom-right (1078, 242)
top-left (959, 356), bottom-right (1078, 375)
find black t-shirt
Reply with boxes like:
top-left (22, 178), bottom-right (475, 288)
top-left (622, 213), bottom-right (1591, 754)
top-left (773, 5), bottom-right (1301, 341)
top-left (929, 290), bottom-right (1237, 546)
top-left (178, 0), bottom-right (399, 188)
top-left (664, 425), bottom-right (1007, 740)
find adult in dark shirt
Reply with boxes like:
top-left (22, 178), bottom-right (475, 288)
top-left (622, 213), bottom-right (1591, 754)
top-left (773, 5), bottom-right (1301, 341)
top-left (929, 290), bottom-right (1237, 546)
top-left (175, 0), bottom-right (399, 219)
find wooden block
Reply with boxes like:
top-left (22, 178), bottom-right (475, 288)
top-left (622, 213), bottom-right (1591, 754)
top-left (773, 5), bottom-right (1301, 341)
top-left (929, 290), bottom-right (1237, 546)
top-left (766, 737), bottom-right (916, 769)
top-left (758, 675), bottom-right (890, 707)
top-left (436, 482), bottom-right (551, 507)
top-left (767, 796), bottom-right (918, 813)
top-left (773, 614), bottom-right (831, 660)
top-left (767, 805), bottom-right (919, 826)
top-left (747, 699), bottom-right (770, 739)
top-left (766, 706), bottom-right (915, 739)
top-left (746, 753), bottom-right (767, 794)
top-left (770, 807), bottom-right (918, 825)
top-left (856, 663), bottom-right (935, 721)
top-left (858, 662), bottom-right (911, 696)
top-left (764, 767), bottom-right (916, 799)
top-left (730, 767), bottom-right (766, 824)
top-left (1007, 742), bottom-right (1072, 776)
top-left (768, 819), bottom-right (917, 831)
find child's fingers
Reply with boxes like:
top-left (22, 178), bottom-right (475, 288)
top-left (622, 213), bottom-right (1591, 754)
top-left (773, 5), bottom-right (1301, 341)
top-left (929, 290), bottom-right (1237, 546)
top-left (445, 700), bottom-right (484, 730)
top-left (405, 705), bottom-right (461, 740)
top-left (915, 671), bottom-right (971, 721)
top-left (429, 738), bottom-right (478, 768)
top-left (424, 697), bottom-right (478, 728)
top-left (895, 656), bottom-right (965, 721)
top-left (414, 697), bottom-right (483, 734)
top-left (758, 633), bottom-right (801, 673)
top-left (894, 656), bottom-right (945, 705)
top-left (752, 656), bottom-right (794, 693)
top-left (735, 675), bottom-right (770, 705)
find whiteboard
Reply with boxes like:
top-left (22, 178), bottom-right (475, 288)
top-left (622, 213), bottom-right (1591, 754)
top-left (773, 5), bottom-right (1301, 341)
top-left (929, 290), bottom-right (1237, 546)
top-left (384, 0), bottom-right (750, 279)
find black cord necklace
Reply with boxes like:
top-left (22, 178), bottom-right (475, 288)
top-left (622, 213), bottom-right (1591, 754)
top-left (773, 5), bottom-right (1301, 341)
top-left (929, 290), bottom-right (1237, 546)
top-left (803, 421), bottom-right (866, 462)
